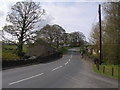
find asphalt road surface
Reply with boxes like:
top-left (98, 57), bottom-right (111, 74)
top-left (2, 48), bottom-right (118, 88)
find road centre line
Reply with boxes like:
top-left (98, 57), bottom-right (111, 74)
top-left (52, 66), bottom-right (63, 71)
top-left (69, 59), bottom-right (71, 61)
top-left (9, 73), bottom-right (44, 85)
top-left (65, 62), bottom-right (68, 65)
top-left (9, 55), bottom-right (71, 85)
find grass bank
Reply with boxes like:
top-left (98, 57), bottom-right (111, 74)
top-left (2, 44), bottom-right (27, 60)
top-left (3, 44), bottom-right (27, 53)
top-left (93, 64), bottom-right (120, 79)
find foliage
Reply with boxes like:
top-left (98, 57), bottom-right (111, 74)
top-left (68, 32), bottom-right (85, 47)
top-left (37, 24), bottom-right (86, 48)
top-left (102, 2), bottom-right (120, 64)
top-left (90, 54), bottom-right (99, 59)
top-left (90, 2), bottom-right (120, 64)
top-left (28, 38), bottom-right (48, 47)
top-left (79, 47), bottom-right (84, 53)
top-left (38, 24), bottom-right (66, 48)
top-left (57, 47), bottom-right (68, 54)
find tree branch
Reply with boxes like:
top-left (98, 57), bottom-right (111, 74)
top-left (2, 35), bottom-right (19, 47)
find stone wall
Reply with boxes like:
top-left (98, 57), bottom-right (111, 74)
top-left (27, 44), bottom-right (56, 57)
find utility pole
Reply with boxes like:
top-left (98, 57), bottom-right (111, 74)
top-left (98, 4), bottom-right (102, 65)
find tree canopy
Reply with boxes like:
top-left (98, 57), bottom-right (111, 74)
top-left (38, 24), bottom-right (66, 48)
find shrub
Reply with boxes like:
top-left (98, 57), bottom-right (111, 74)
top-left (90, 54), bottom-right (99, 59)
top-left (57, 47), bottom-right (67, 54)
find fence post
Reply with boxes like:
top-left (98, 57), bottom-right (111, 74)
top-left (96, 63), bottom-right (99, 70)
top-left (103, 66), bottom-right (105, 73)
top-left (112, 67), bottom-right (114, 76)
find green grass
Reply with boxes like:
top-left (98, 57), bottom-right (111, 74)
top-left (3, 44), bottom-right (17, 49)
top-left (2, 44), bottom-right (28, 60)
top-left (2, 44), bottom-right (27, 53)
top-left (93, 64), bottom-right (120, 79)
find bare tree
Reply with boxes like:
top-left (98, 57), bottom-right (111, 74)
top-left (3, 2), bottom-right (45, 57)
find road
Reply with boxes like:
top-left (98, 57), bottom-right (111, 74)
top-left (2, 48), bottom-right (118, 88)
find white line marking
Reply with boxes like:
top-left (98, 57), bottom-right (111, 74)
top-left (52, 66), bottom-right (63, 71)
top-left (9, 73), bottom-right (44, 85)
top-left (69, 59), bottom-right (71, 61)
top-left (65, 62), bottom-right (68, 65)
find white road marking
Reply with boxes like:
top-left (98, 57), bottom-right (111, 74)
top-left (9, 73), bottom-right (44, 85)
top-left (68, 59), bottom-right (71, 62)
top-left (65, 62), bottom-right (68, 65)
top-left (52, 66), bottom-right (63, 71)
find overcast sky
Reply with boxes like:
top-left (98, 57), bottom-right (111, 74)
top-left (41, 2), bottom-right (100, 41)
top-left (0, 0), bottom-right (105, 41)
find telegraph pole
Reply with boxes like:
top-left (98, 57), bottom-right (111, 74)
top-left (98, 4), bottom-right (102, 65)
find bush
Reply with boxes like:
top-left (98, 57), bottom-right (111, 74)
top-left (90, 54), bottom-right (99, 59)
top-left (57, 47), bottom-right (68, 54)
top-left (78, 47), bottom-right (83, 53)
top-left (2, 52), bottom-right (20, 60)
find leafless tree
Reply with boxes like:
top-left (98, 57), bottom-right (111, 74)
top-left (3, 1), bottom-right (45, 57)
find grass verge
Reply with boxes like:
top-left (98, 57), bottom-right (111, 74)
top-left (2, 44), bottom-right (28, 60)
top-left (93, 64), bottom-right (120, 79)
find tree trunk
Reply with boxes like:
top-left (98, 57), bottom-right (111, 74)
top-left (57, 41), bottom-right (59, 48)
top-left (56, 37), bottom-right (59, 48)
top-left (18, 40), bottom-right (23, 58)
